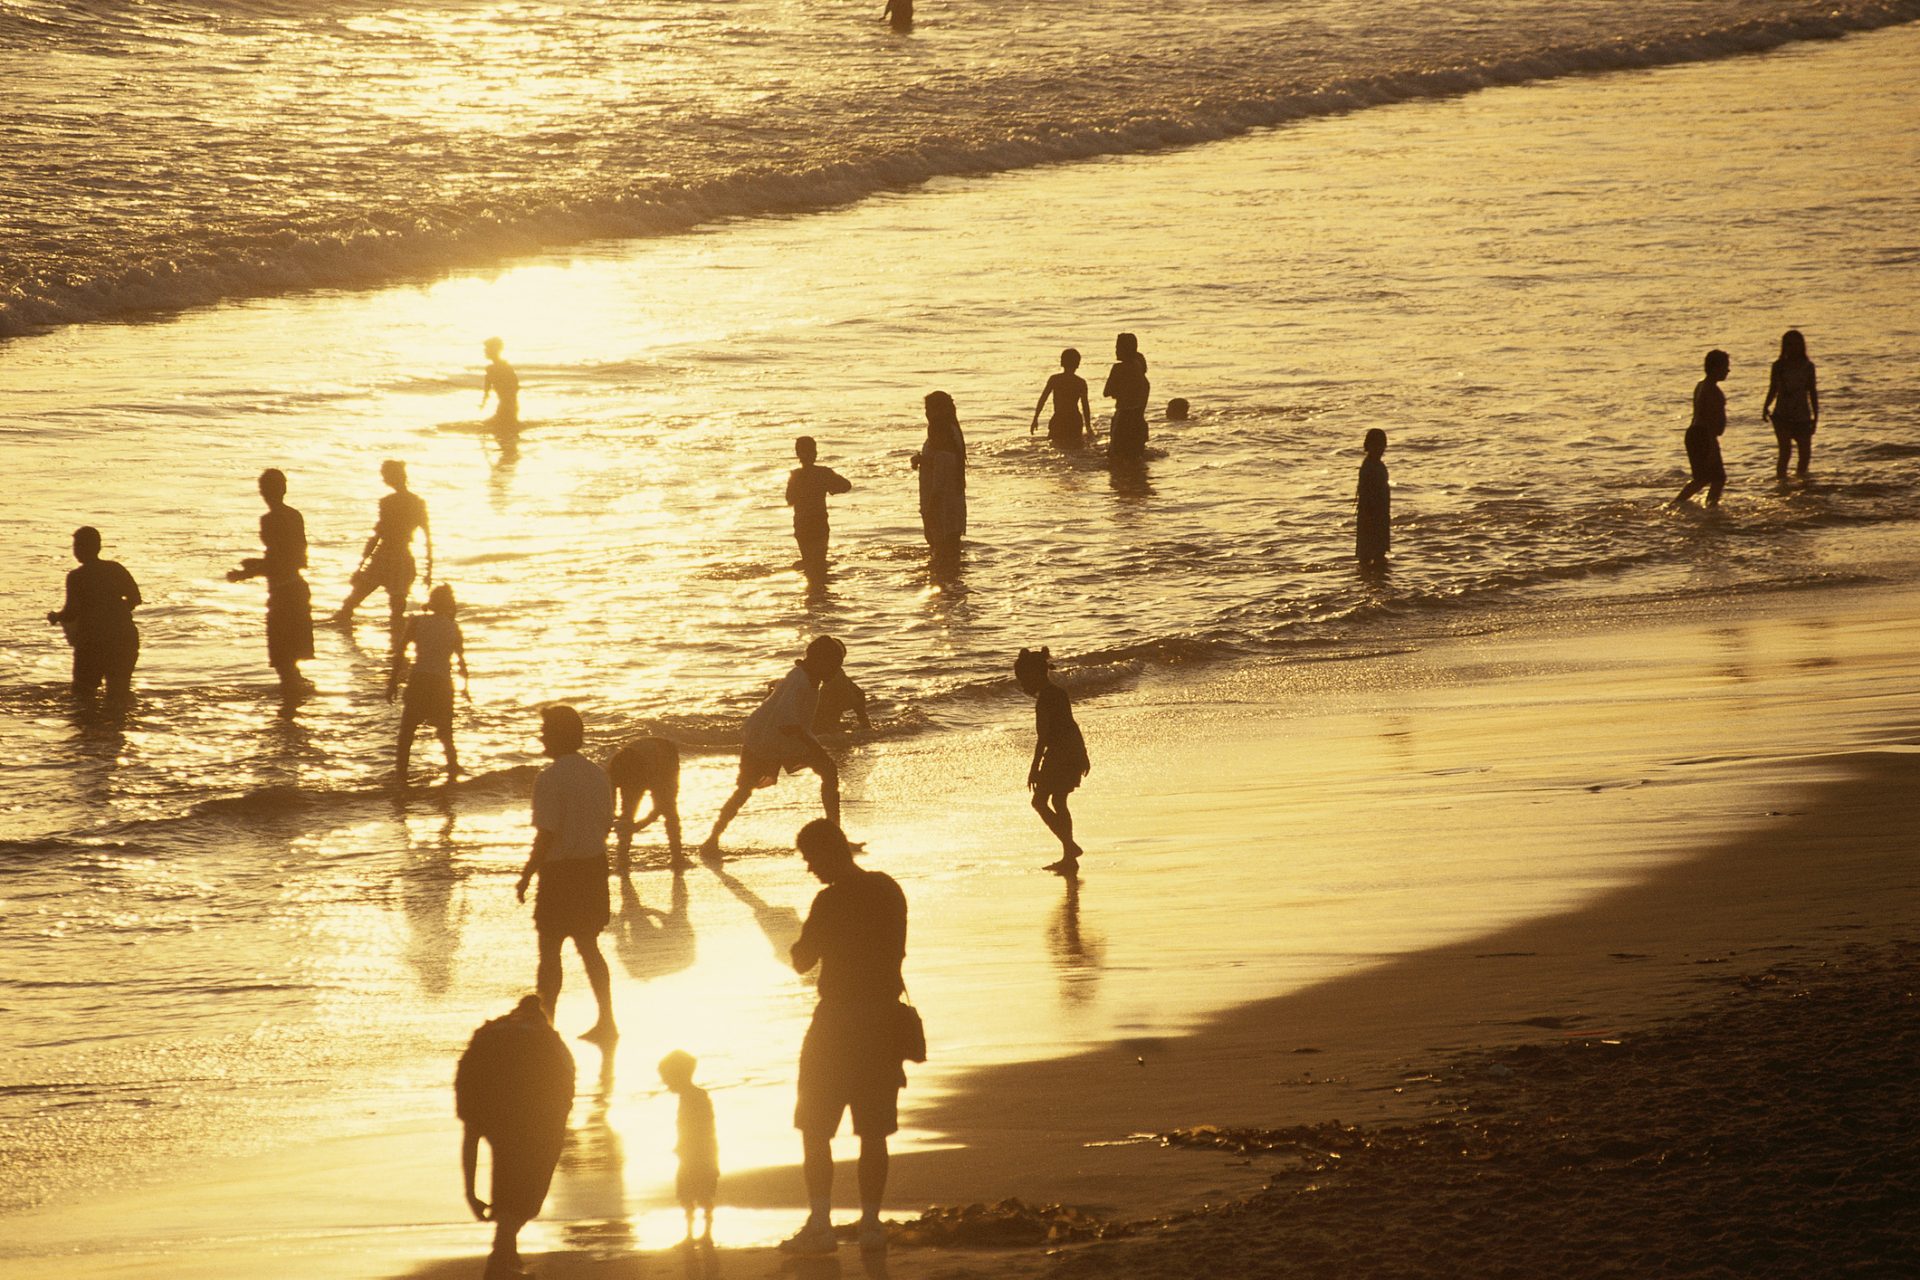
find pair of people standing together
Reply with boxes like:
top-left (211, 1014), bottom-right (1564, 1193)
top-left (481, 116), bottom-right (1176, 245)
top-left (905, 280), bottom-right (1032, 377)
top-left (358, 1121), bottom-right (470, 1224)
top-left (1674, 329), bottom-right (1822, 509)
top-left (1030, 332), bottom-right (1152, 460)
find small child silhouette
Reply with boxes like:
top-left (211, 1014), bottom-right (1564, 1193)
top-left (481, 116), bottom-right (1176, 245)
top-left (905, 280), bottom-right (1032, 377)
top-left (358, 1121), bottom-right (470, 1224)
top-left (660, 1050), bottom-right (718, 1240)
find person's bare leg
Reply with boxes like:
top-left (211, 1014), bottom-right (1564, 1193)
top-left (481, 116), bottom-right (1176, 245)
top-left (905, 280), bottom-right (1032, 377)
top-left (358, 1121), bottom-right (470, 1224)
top-left (396, 719), bottom-right (416, 784)
top-left (330, 578), bottom-right (377, 623)
top-left (1797, 435), bottom-right (1812, 478)
top-left (699, 785), bottom-right (753, 858)
top-left (803, 1131), bottom-right (834, 1217)
top-left (1776, 438), bottom-right (1791, 480)
top-left (1670, 480), bottom-right (1702, 507)
top-left (1052, 792), bottom-right (1082, 857)
top-left (664, 803), bottom-right (684, 864)
top-left (438, 724), bottom-right (459, 784)
top-left (576, 935), bottom-right (617, 1042)
top-left (488, 1213), bottom-right (527, 1276)
top-left (1706, 477), bottom-right (1724, 508)
top-left (536, 932), bottom-right (563, 1020)
top-left (818, 760), bottom-right (841, 825)
top-left (857, 1134), bottom-right (889, 1235)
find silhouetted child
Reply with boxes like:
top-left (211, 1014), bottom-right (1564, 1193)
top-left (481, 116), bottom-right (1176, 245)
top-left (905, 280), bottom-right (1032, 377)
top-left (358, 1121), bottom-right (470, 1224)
top-left (456, 995), bottom-right (575, 1280)
top-left (1015, 647), bottom-right (1090, 872)
top-left (1031, 348), bottom-right (1094, 447)
top-left (785, 437), bottom-right (852, 575)
top-left (333, 459), bottom-right (431, 626)
top-left (1356, 429), bottom-right (1390, 567)
top-left (226, 468), bottom-right (314, 695)
top-left (813, 668), bottom-right (873, 735)
top-left (659, 1050), bottom-right (718, 1241)
top-left (1672, 349), bottom-right (1730, 509)
top-left (47, 525), bottom-right (141, 701)
top-left (390, 583), bottom-right (468, 787)
top-left (609, 737), bottom-right (682, 873)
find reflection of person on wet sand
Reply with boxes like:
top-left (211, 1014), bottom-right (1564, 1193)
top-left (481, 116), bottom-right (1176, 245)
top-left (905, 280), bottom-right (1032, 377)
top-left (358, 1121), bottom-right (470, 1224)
top-left (456, 994), bottom-right (574, 1280)
top-left (1031, 348), bottom-right (1095, 448)
top-left (613, 867), bottom-right (695, 982)
top-left (47, 526), bottom-right (141, 702)
top-left (911, 391), bottom-right (966, 565)
top-left (331, 459), bottom-right (430, 626)
top-left (226, 468), bottom-right (315, 696)
top-left (1049, 874), bottom-right (1105, 1007)
top-left (1356, 429), bottom-right (1391, 569)
top-left (786, 436), bottom-right (853, 578)
top-left (1016, 646), bottom-right (1089, 872)
top-left (660, 1050), bottom-right (719, 1242)
top-left (389, 583), bottom-right (468, 787)
top-left (708, 858), bottom-right (805, 963)
top-left (699, 636), bottom-right (848, 861)
top-left (610, 737), bottom-right (683, 873)
top-left (1671, 349), bottom-right (1730, 510)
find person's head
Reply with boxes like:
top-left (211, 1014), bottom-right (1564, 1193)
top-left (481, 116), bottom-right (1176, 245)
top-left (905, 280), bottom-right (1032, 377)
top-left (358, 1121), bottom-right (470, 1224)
top-left (1704, 349), bottom-right (1730, 380)
top-left (795, 435), bottom-right (818, 464)
top-left (71, 526), bottom-right (102, 563)
top-left (796, 818), bottom-right (857, 885)
top-left (381, 459), bottom-right (407, 490)
top-left (509, 993), bottom-right (548, 1023)
top-left (1060, 348), bottom-right (1081, 373)
top-left (258, 468), bottom-right (288, 504)
top-left (1364, 428), bottom-right (1388, 457)
top-left (427, 583), bottom-right (456, 615)
top-left (484, 336), bottom-right (504, 359)
top-left (924, 390), bottom-right (957, 432)
top-left (1014, 645), bottom-right (1051, 695)
top-left (1167, 398), bottom-right (1190, 421)
top-left (1116, 332), bottom-right (1138, 359)
top-left (802, 634), bottom-right (847, 682)
top-left (1779, 329), bottom-right (1808, 362)
top-left (540, 704), bottom-right (585, 758)
top-left (658, 1049), bottom-right (697, 1091)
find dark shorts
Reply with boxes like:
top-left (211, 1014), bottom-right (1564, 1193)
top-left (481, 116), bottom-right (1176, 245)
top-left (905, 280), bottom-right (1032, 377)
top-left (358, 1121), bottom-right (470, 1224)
top-left (353, 548), bottom-right (415, 597)
top-left (534, 856), bottom-right (611, 942)
top-left (676, 1160), bottom-right (719, 1207)
top-left (265, 575), bottom-right (315, 668)
top-left (1685, 431), bottom-right (1725, 485)
top-left (795, 1001), bottom-right (907, 1137)
top-left (795, 529), bottom-right (829, 564)
top-left (1109, 407), bottom-right (1148, 460)
top-left (1035, 758), bottom-right (1086, 796)
top-left (488, 1129), bottom-right (565, 1223)
top-left (1773, 422), bottom-right (1814, 447)
top-left (738, 742), bottom-right (818, 790)
top-left (403, 676), bottom-right (455, 731)
top-left (1047, 414), bottom-right (1084, 446)
top-left (72, 633), bottom-right (139, 692)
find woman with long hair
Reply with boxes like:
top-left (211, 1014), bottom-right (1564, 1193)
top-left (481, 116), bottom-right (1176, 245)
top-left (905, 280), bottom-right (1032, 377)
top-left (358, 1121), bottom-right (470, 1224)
top-left (911, 391), bottom-right (967, 562)
top-left (1762, 329), bottom-right (1819, 479)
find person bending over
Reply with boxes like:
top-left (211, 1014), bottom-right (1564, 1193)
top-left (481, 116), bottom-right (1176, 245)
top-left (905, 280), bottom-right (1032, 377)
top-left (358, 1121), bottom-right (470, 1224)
top-left (609, 736), bottom-right (682, 873)
top-left (699, 636), bottom-right (847, 861)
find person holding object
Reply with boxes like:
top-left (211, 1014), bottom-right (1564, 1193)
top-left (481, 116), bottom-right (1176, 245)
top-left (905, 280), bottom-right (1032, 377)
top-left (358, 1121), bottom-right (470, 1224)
top-left (47, 525), bottom-right (141, 702)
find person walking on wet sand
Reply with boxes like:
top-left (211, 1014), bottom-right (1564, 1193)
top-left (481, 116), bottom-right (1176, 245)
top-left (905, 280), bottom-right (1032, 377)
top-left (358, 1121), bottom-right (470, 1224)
top-left (1031, 348), bottom-right (1095, 448)
top-left (517, 704), bottom-right (619, 1044)
top-left (659, 1049), bottom-right (718, 1242)
top-left (226, 468), bottom-right (314, 694)
top-left (1015, 647), bottom-right (1090, 872)
top-left (778, 819), bottom-right (911, 1258)
top-left (786, 436), bottom-right (853, 576)
top-left (1763, 329), bottom-right (1820, 480)
top-left (699, 636), bottom-right (847, 861)
top-left (331, 459), bottom-right (431, 626)
top-left (1356, 429), bottom-right (1391, 568)
top-left (610, 736), bottom-right (682, 874)
top-left (1102, 332), bottom-right (1151, 462)
top-left (47, 526), bottom-right (141, 702)
top-left (1671, 349), bottom-right (1731, 509)
top-left (389, 583), bottom-right (468, 787)
top-left (456, 994), bottom-right (575, 1280)
top-left (911, 392), bottom-right (966, 564)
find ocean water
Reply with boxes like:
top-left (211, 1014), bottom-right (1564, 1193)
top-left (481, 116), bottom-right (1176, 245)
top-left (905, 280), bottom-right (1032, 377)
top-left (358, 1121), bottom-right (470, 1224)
top-left (2, 1), bottom-right (1919, 1268)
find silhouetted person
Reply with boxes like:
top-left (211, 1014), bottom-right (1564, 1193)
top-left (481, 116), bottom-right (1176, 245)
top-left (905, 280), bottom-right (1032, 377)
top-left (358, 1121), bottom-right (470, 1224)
top-left (482, 337), bottom-right (520, 428)
top-left (882, 0), bottom-right (912, 32)
top-left (1166, 398), bottom-right (1190, 421)
top-left (911, 391), bottom-right (966, 563)
top-left (456, 994), bottom-right (575, 1280)
top-left (332, 459), bottom-right (431, 626)
top-left (1764, 329), bottom-right (1820, 479)
top-left (1016, 647), bottom-right (1089, 871)
top-left (786, 436), bottom-right (853, 576)
top-left (779, 819), bottom-right (908, 1258)
top-left (660, 1049), bottom-right (718, 1242)
top-left (1103, 333), bottom-right (1151, 461)
top-left (813, 668), bottom-right (872, 735)
top-left (699, 637), bottom-right (846, 861)
top-left (610, 737), bottom-right (682, 873)
top-left (47, 526), bottom-right (141, 701)
top-left (1672, 349), bottom-right (1731, 509)
top-left (1031, 348), bottom-right (1094, 448)
top-left (1356, 429), bottom-right (1391, 567)
top-left (226, 468), bottom-right (314, 694)
top-left (517, 705), bottom-right (619, 1044)
top-left (390, 583), bottom-right (469, 787)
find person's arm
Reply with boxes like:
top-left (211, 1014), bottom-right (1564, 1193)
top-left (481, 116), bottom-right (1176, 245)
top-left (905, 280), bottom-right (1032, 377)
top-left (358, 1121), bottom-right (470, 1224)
top-left (790, 899), bottom-right (824, 973)
top-left (853, 681), bottom-right (872, 732)
top-left (461, 1124), bottom-right (489, 1221)
top-left (48, 572), bottom-right (73, 626)
top-left (1762, 366), bottom-right (1778, 421)
top-left (827, 468), bottom-right (852, 496)
top-left (455, 628), bottom-right (470, 701)
top-left (1080, 383), bottom-right (1096, 441)
top-left (1103, 365), bottom-right (1119, 400)
top-left (785, 472), bottom-right (799, 508)
top-left (387, 622), bottom-right (414, 703)
top-left (121, 565), bottom-right (142, 612)
top-left (422, 509), bottom-right (433, 588)
top-left (480, 366), bottom-right (495, 409)
top-left (518, 829), bottom-right (553, 902)
top-left (1031, 379), bottom-right (1053, 433)
top-left (1808, 364), bottom-right (1819, 427)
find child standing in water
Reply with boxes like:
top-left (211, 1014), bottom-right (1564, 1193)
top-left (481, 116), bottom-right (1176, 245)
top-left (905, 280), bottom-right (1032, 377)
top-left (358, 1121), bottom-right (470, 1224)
top-left (1016, 647), bottom-right (1090, 872)
top-left (1356, 429), bottom-right (1391, 568)
top-left (480, 337), bottom-right (520, 427)
top-left (659, 1050), bottom-right (718, 1242)
top-left (1672, 349), bottom-right (1731, 509)
top-left (1763, 329), bottom-right (1819, 480)
top-left (1030, 348), bottom-right (1095, 448)
top-left (785, 436), bottom-right (853, 575)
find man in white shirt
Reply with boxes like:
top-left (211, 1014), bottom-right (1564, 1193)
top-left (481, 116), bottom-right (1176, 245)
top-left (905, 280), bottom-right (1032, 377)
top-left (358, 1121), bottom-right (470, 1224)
top-left (698, 636), bottom-right (847, 862)
top-left (517, 704), bottom-right (618, 1044)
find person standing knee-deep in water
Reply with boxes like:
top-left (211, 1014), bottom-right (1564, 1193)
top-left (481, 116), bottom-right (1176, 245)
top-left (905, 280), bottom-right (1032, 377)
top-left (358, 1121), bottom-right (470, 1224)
top-left (700, 636), bottom-right (847, 862)
top-left (910, 392), bottom-right (966, 565)
top-left (481, 337), bottom-right (520, 429)
top-left (881, 0), bottom-right (913, 32)
top-left (1763, 329), bottom-right (1819, 480)
top-left (1356, 429), bottom-right (1391, 568)
top-left (390, 583), bottom-right (469, 787)
top-left (517, 705), bottom-right (619, 1044)
top-left (332, 459), bottom-right (430, 626)
top-left (786, 436), bottom-right (852, 577)
top-left (226, 468), bottom-right (315, 694)
top-left (659, 1050), bottom-right (718, 1242)
top-left (1015, 647), bottom-right (1090, 872)
top-left (456, 994), bottom-right (575, 1280)
top-left (1102, 333), bottom-right (1151, 462)
top-left (609, 737), bottom-right (682, 874)
top-left (1031, 348), bottom-right (1095, 448)
top-left (1672, 349), bottom-right (1731, 509)
top-left (47, 526), bottom-right (141, 702)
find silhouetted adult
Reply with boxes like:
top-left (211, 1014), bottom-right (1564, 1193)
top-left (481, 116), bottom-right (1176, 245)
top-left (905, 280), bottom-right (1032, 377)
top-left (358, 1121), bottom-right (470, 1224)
top-left (46, 526), bottom-right (141, 701)
top-left (456, 994), bottom-right (575, 1280)
top-left (882, 0), bottom-right (913, 32)
top-left (390, 583), bottom-right (468, 787)
top-left (779, 819), bottom-right (909, 1258)
top-left (1763, 329), bottom-right (1820, 480)
top-left (1672, 350), bottom-right (1731, 509)
top-left (1015, 647), bottom-right (1090, 870)
top-left (332, 459), bottom-right (431, 626)
top-left (1031, 348), bottom-right (1094, 448)
top-left (911, 392), bottom-right (966, 562)
top-left (225, 468), bottom-right (314, 693)
top-left (699, 637), bottom-right (847, 861)
top-left (1102, 333), bottom-right (1151, 461)
top-left (609, 737), bottom-right (682, 873)
top-left (517, 704), bottom-right (619, 1044)
top-left (786, 436), bottom-right (853, 576)
top-left (481, 337), bottom-right (520, 429)
top-left (1356, 429), bottom-right (1391, 567)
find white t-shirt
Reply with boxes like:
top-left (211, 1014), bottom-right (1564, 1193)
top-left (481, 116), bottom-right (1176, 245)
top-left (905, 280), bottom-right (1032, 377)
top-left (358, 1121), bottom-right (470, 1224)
top-left (741, 664), bottom-right (820, 760)
top-left (532, 752), bottom-right (614, 862)
top-left (409, 613), bottom-right (462, 680)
